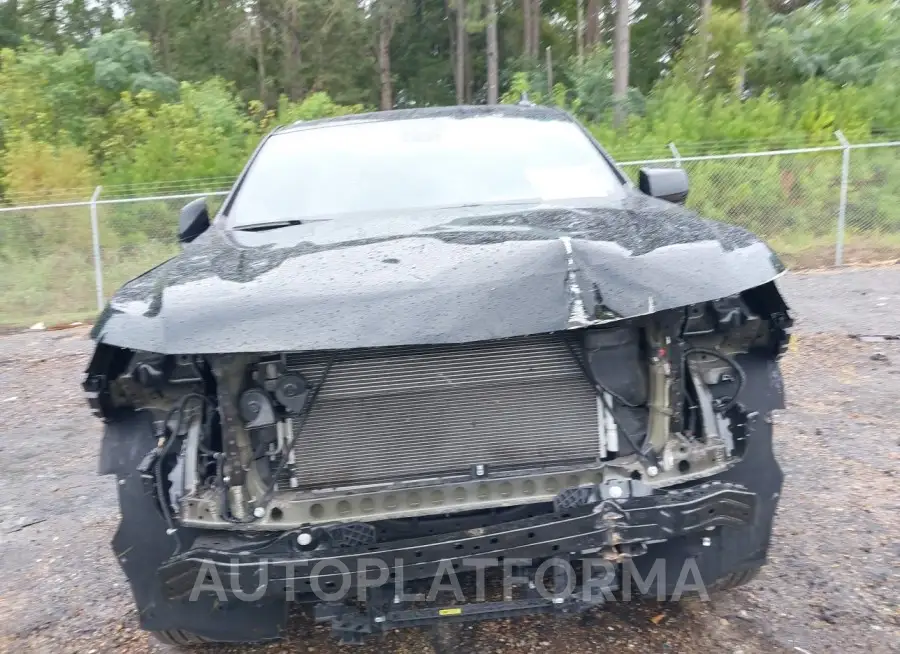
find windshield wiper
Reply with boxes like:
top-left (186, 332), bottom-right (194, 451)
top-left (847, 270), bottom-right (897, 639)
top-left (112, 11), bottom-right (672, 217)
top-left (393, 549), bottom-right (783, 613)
top-left (233, 219), bottom-right (306, 232)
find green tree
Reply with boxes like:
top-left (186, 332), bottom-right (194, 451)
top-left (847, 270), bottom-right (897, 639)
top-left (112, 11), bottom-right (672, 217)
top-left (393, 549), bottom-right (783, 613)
top-left (0, 44), bottom-right (98, 145)
top-left (667, 9), bottom-right (751, 99)
top-left (749, 2), bottom-right (900, 92)
top-left (100, 80), bottom-right (254, 187)
top-left (86, 29), bottom-right (178, 97)
top-left (630, 0), bottom-right (698, 93)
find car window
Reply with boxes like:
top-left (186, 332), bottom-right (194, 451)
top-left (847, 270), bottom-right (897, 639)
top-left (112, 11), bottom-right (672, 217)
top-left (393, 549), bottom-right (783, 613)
top-left (227, 114), bottom-right (624, 227)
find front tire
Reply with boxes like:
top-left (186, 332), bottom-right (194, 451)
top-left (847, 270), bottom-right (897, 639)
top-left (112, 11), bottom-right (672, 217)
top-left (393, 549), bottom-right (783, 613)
top-left (151, 629), bottom-right (211, 647)
top-left (707, 565), bottom-right (761, 593)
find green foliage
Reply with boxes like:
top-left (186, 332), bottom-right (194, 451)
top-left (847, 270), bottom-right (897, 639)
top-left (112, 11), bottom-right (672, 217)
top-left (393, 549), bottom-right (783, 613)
top-left (665, 9), bottom-right (751, 98)
top-left (0, 1), bottom-right (22, 48)
top-left (100, 80), bottom-right (254, 188)
top-left (749, 2), bottom-right (900, 91)
top-left (5, 3), bottom-right (889, 208)
top-left (0, 43), bottom-right (98, 145)
top-left (0, 0), bottom-right (895, 187)
top-left (86, 29), bottom-right (178, 98)
top-left (1, 0), bottom-right (900, 326)
top-left (500, 71), bottom-right (541, 104)
top-left (3, 0), bottom-right (899, 328)
top-left (568, 47), bottom-right (644, 122)
top-left (500, 48), bottom-right (645, 121)
top-left (2, 137), bottom-right (96, 198)
top-left (390, 0), bottom-right (456, 107)
top-left (0, 138), bottom-right (98, 258)
top-left (784, 79), bottom-right (871, 141)
top-left (629, 0), bottom-right (697, 93)
top-left (272, 92), bottom-right (366, 125)
top-left (868, 62), bottom-right (900, 134)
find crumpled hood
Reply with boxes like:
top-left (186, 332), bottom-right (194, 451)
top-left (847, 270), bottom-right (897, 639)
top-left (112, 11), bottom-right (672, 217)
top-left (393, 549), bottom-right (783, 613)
top-left (92, 192), bottom-right (785, 353)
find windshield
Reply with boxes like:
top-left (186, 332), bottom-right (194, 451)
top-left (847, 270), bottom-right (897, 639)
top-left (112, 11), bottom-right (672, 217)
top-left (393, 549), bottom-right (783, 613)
top-left (227, 114), bottom-right (624, 227)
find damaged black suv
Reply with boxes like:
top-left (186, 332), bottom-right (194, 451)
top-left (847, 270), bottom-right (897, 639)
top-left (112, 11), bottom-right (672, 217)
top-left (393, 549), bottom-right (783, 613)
top-left (84, 105), bottom-right (792, 647)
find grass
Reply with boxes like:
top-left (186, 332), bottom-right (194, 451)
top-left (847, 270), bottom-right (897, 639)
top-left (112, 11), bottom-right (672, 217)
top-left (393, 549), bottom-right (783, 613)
top-left (1, 233), bottom-right (898, 329)
top-left (0, 242), bottom-right (177, 328)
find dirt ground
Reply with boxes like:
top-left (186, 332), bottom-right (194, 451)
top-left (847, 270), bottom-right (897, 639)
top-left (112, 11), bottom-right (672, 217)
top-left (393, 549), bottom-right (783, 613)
top-left (0, 267), bottom-right (898, 654)
top-left (778, 245), bottom-right (900, 272)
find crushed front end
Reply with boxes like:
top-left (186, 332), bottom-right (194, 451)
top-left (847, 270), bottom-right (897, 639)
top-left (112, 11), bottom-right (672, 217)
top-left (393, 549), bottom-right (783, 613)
top-left (86, 281), bottom-right (791, 644)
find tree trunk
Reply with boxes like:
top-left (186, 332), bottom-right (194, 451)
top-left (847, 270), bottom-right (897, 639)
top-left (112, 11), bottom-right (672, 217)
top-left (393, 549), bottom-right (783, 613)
top-left (612, 0), bottom-right (629, 127)
top-left (445, 0), bottom-right (461, 103)
top-left (736, 0), bottom-right (749, 96)
top-left (281, 12), bottom-right (290, 99)
top-left (585, 0), bottom-right (598, 48)
top-left (486, 0), bottom-right (498, 104)
top-left (456, 0), bottom-right (467, 103)
top-left (280, 1), bottom-right (302, 100)
top-left (575, 0), bottom-right (584, 63)
top-left (378, 14), bottom-right (394, 110)
top-left (464, 27), bottom-right (473, 103)
top-left (158, 1), bottom-right (172, 74)
top-left (530, 0), bottom-right (541, 58)
top-left (522, 0), bottom-right (532, 60)
top-left (699, 0), bottom-right (712, 83)
top-left (256, 2), bottom-right (267, 105)
top-left (205, 0), bottom-right (221, 76)
top-left (8, 0), bottom-right (17, 34)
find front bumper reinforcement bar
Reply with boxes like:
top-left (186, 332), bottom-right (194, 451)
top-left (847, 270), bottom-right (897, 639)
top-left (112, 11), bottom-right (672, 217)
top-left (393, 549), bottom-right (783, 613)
top-left (159, 481), bottom-right (756, 602)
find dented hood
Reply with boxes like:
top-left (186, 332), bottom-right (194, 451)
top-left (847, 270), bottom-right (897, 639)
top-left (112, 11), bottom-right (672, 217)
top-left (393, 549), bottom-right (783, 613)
top-left (91, 192), bottom-right (785, 354)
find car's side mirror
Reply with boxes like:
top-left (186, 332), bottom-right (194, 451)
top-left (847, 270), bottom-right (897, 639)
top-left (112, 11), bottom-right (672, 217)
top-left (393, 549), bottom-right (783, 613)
top-left (178, 198), bottom-right (210, 244)
top-left (638, 167), bottom-right (689, 205)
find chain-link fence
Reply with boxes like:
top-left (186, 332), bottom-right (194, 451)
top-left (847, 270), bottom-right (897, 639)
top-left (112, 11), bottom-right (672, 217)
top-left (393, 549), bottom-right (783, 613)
top-left (633, 149), bottom-right (847, 269)
top-left (1, 139), bottom-right (898, 327)
top-left (94, 193), bottom-right (227, 310)
top-left (617, 138), bottom-right (899, 269)
top-left (842, 144), bottom-right (900, 262)
top-left (0, 192), bottom-right (227, 327)
top-left (0, 202), bottom-right (101, 326)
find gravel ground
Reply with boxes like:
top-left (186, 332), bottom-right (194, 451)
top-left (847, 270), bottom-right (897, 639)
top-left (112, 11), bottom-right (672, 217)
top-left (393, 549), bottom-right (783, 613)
top-left (0, 267), bottom-right (898, 654)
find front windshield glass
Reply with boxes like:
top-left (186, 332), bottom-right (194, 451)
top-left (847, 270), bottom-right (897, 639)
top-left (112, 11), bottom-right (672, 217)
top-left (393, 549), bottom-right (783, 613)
top-left (228, 113), bottom-right (624, 227)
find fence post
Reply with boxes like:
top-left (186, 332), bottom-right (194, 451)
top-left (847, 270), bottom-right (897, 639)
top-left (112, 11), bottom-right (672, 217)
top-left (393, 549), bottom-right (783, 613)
top-left (668, 142), bottom-right (682, 168)
top-left (834, 130), bottom-right (850, 267)
top-left (545, 46), bottom-right (553, 92)
top-left (89, 185), bottom-right (104, 311)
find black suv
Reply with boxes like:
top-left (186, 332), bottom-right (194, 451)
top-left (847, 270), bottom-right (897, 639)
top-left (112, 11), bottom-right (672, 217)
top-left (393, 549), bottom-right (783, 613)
top-left (84, 105), bottom-right (791, 646)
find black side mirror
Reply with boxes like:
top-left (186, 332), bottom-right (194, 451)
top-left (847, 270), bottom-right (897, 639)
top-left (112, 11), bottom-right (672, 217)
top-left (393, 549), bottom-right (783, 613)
top-left (178, 198), bottom-right (210, 243)
top-left (638, 167), bottom-right (689, 204)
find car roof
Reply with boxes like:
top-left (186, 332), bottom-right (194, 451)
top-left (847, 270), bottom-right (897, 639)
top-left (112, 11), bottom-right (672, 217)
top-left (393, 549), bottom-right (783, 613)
top-left (276, 104), bottom-right (574, 136)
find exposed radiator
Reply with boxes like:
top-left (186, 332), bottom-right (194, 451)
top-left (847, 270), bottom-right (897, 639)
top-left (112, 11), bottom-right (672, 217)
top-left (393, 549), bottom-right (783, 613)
top-left (283, 334), bottom-right (600, 489)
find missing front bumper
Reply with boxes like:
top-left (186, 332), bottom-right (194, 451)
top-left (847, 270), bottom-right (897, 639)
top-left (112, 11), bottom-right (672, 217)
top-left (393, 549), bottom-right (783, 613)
top-left (158, 481), bottom-right (756, 602)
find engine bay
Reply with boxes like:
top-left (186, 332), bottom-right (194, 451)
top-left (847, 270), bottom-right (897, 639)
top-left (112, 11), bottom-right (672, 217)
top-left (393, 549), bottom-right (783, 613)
top-left (85, 283), bottom-right (791, 531)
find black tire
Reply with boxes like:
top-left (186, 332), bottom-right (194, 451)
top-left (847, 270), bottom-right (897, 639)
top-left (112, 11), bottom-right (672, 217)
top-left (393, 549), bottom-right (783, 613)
top-left (151, 629), bottom-right (212, 647)
top-left (626, 563), bottom-right (762, 602)
top-left (671, 565), bottom-right (762, 603)
top-left (707, 565), bottom-right (761, 592)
